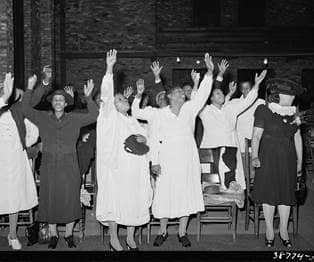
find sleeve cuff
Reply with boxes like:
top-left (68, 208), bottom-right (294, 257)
top-left (216, 76), bottom-right (223, 82)
top-left (155, 79), bottom-right (161, 84)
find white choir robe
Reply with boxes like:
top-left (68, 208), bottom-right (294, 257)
top-left (233, 97), bottom-right (265, 153)
top-left (0, 98), bottom-right (38, 215)
top-left (132, 74), bottom-right (213, 219)
top-left (96, 73), bottom-right (152, 226)
top-left (199, 87), bottom-right (259, 190)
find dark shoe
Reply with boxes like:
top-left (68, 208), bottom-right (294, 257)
top-left (153, 232), bottom-right (168, 247)
top-left (109, 241), bottom-right (123, 252)
top-left (48, 236), bottom-right (58, 249)
top-left (125, 241), bottom-right (139, 251)
top-left (279, 233), bottom-right (292, 248)
top-left (177, 234), bottom-right (191, 247)
top-left (265, 238), bottom-right (275, 248)
top-left (64, 235), bottom-right (76, 248)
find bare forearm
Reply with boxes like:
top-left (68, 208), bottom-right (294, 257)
top-left (295, 130), bottom-right (303, 164)
top-left (251, 135), bottom-right (261, 159)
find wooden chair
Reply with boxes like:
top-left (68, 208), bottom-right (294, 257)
top-left (196, 148), bottom-right (238, 241)
top-left (243, 138), bottom-right (298, 236)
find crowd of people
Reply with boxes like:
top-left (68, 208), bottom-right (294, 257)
top-left (0, 49), bottom-right (304, 251)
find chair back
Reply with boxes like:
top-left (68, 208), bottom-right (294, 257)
top-left (244, 138), bottom-right (254, 193)
top-left (199, 148), bottom-right (221, 185)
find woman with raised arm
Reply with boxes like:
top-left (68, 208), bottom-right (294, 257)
top-left (20, 75), bottom-right (98, 249)
top-left (96, 49), bottom-right (152, 251)
top-left (0, 73), bottom-right (38, 250)
top-left (251, 78), bottom-right (303, 248)
top-left (132, 53), bottom-right (214, 247)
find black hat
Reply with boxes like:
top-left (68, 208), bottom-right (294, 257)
top-left (46, 89), bottom-right (74, 105)
top-left (266, 78), bottom-right (305, 96)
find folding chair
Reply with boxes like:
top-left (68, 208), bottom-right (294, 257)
top-left (196, 148), bottom-right (238, 241)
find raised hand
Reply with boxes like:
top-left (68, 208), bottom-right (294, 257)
top-left (228, 81), bottom-right (237, 95)
top-left (64, 85), bottom-right (74, 98)
top-left (124, 86), bottom-right (134, 99)
top-left (84, 79), bottom-right (94, 97)
top-left (106, 49), bottom-right (117, 74)
top-left (254, 70), bottom-right (267, 86)
top-left (136, 78), bottom-right (145, 97)
top-left (42, 65), bottom-right (52, 85)
top-left (150, 61), bottom-right (163, 81)
top-left (27, 74), bottom-right (37, 90)
top-left (204, 53), bottom-right (214, 74)
top-left (191, 69), bottom-right (200, 86)
top-left (2, 72), bottom-right (14, 102)
top-left (217, 59), bottom-right (229, 78)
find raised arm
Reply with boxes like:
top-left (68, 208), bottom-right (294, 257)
top-left (20, 75), bottom-right (45, 126)
top-left (0, 73), bottom-right (14, 106)
top-left (233, 70), bottom-right (267, 115)
top-left (190, 69), bottom-right (200, 100)
top-left (214, 59), bottom-right (229, 89)
top-left (187, 53), bottom-right (214, 115)
top-left (131, 76), bottom-right (156, 121)
top-left (74, 79), bottom-right (99, 127)
top-left (225, 81), bottom-right (237, 103)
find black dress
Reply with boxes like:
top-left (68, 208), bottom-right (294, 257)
top-left (252, 104), bottom-right (298, 206)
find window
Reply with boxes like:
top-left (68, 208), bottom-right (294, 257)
top-left (193, 0), bottom-right (221, 27)
top-left (238, 0), bottom-right (265, 27)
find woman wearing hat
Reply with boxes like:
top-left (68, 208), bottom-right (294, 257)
top-left (21, 75), bottom-right (98, 249)
top-left (251, 78), bottom-right (304, 248)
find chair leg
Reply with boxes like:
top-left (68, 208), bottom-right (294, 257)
top-left (196, 212), bottom-right (201, 242)
top-left (292, 205), bottom-right (298, 236)
top-left (254, 204), bottom-right (259, 237)
top-left (245, 199), bottom-right (249, 231)
top-left (138, 226), bottom-right (142, 245)
top-left (228, 207), bottom-right (231, 230)
top-left (232, 204), bottom-right (237, 241)
top-left (147, 224), bottom-right (151, 244)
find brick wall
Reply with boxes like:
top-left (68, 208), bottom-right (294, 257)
top-left (0, 0), bottom-right (13, 81)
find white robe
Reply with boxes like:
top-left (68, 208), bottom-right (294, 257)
top-left (199, 88), bottom-right (259, 190)
top-left (0, 99), bottom-right (38, 215)
top-left (132, 74), bottom-right (213, 219)
top-left (96, 73), bottom-right (152, 226)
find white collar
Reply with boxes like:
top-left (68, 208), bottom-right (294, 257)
top-left (268, 102), bottom-right (296, 116)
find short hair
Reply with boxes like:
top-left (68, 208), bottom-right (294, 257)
top-left (166, 85), bottom-right (182, 96)
top-left (239, 80), bottom-right (253, 88)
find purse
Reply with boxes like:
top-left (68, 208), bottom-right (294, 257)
top-left (295, 175), bottom-right (307, 205)
top-left (26, 222), bottom-right (50, 245)
top-left (124, 135), bottom-right (150, 156)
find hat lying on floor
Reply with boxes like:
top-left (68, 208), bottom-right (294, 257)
top-left (46, 89), bottom-right (74, 105)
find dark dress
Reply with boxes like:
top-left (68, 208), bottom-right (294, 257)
top-left (252, 104), bottom-right (298, 206)
top-left (21, 89), bottom-right (98, 223)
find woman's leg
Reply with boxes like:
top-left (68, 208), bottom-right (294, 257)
top-left (278, 205), bottom-right (291, 240)
top-left (158, 218), bottom-right (168, 235)
top-left (65, 222), bottom-right (75, 237)
top-left (178, 216), bottom-right (189, 236)
top-left (262, 204), bottom-right (275, 240)
top-left (8, 213), bottom-right (18, 239)
top-left (49, 224), bottom-right (58, 236)
top-left (108, 221), bottom-right (123, 250)
top-left (126, 226), bottom-right (137, 248)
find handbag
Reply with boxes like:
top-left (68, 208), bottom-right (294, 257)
top-left (295, 175), bottom-right (307, 205)
top-left (124, 135), bottom-right (150, 156)
top-left (25, 222), bottom-right (50, 245)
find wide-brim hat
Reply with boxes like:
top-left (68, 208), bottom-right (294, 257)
top-left (149, 84), bottom-right (166, 107)
top-left (266, 78), bottom-right (305, 96)
top-left (46, 89), bottom-right (74, 105)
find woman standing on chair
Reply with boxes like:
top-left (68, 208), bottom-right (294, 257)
top-left (0, 73), bottom-right (38, 250)
top-left (96, 49), bottom-right (152, 251)
top-left (251, 78), bottom-right (303, 248)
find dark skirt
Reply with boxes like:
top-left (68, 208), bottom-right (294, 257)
top-left (252, 135), bottom-right (297, 206)
top-left (37, 152), bottom-right (82, 224)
